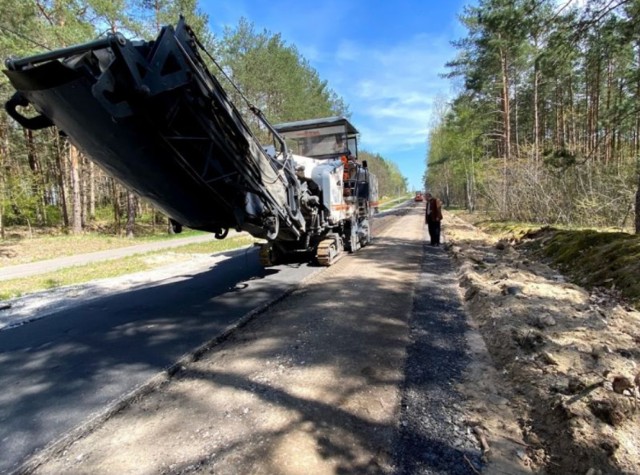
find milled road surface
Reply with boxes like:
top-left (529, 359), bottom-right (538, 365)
top-left (22, 204), bottom-right (495, 475)
top-left (395, 240), bottom-right (483, 475)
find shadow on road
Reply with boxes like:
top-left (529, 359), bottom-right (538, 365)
top-left (0, 247), bottom-right (294, 473)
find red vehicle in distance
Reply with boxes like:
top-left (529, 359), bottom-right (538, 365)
top-left (414, 192), bottom-right (424, 202)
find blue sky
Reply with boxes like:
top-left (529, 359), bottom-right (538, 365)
top-left (202, 0), bottom-right (471, 191)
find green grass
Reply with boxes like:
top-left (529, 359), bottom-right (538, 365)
top-left (0, 235), bottom-right (257, 301)
top-left (524, 228), bottom-right (640, 306)
top-left (0, 229), bottom-right (208, 267)
top-left (476, 223), bottom-right (640, 309)
top-left (170, 236), bottom-right (258, 254)
top-left (452, 213), bottom-right (640, 309)
top-left (378, 194), bottom-right (412, 211)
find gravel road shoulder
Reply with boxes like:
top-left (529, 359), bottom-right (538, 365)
top-left (396, 236), bottom-right (530, 475)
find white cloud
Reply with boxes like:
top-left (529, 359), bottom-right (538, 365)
top-left (203, 0), bottom-right (459, 189)
top-left (335, 40), bottom-right (361, 62)
top-left (314, 32), bottom-right (454, 157)
top-left (327, 33), bottom-right (456, 189)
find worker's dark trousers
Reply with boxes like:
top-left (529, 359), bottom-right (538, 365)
top-left (426, 219), bottom-right (441, 246)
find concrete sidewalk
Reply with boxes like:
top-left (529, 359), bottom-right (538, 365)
top-left (0, 233), bottom-right (224, 282)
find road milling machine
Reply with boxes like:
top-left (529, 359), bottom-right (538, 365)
top-left (3, 18), bottom-right (378, 266)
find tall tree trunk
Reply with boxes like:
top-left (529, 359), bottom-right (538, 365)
top-left (126, 190), bottom-right (136, 238)
top-left (0, 115), bottom-right (8, 240)
top-left (513, 70), bottom-right (520, 157)
top-left (88, 160), bottom-right (96, 221)
top-left (560, 82), bottom-right (566, 149)
top-left (614, 77), bottom-right (623, 169)
top-left (500, 45), bottom-right (511, 160)
top-left (586, 78), bottom-right (591, 154)
top-left (111, 178), bottom-right (121, 235)
top-left (0, 183), bottom-right (3, 239)
top-left (586, 44), bottom-right (603, 158)
top-left (54, 134), bottom-right (70, 228)
top-left (605, 58), bottom-right (613, 163)
top-left (555, 79), bottom-right (561, 149)
top-left (636, 170), bottom-right (640, 234)
top-left (23, 129), bottom-right (46, 225)
top-left (81, 156), bottom-right (87, 227)
top-left (635, 46), bottom-right (640, 234)
top-left (465, 151), bottom-right (476, 212)
top-left (568, 73), bottom-right (576, 153)
top-left (633, 41), bottom-right (640, 234)
top-left (593, 53), bottom-right (601, 157)
top-left (69, 144), bottom-right (82, 234)
top-left (499, 44), bottom-right (511, 216)
top-left (533, 53), bottom-right (540, 162)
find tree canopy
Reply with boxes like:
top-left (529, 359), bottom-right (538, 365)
top-left (428, 0), bottom-right (640, 232)
top-left (0, 2), bottom-right (406, 237)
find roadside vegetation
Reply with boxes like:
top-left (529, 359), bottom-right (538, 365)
top-left (0, 196), bottom-right (407, 300)
top-left (426, 0), bottom-right (640, 235)
top-left (0, 1), bottom-right (408, 242)
top-left (0, 225), bottom-right (206, 267)
top-left (452, 211), bottom-right (640, 310)
top-left (427, 0), bottom-right (640, 307)
top-left (520, 227), bottom-right (640, 309)
top-left (0, 234), bottom-right (257, 301)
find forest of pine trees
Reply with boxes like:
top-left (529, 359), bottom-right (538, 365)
top-left (0, 1), bottom-right (407, 239)
top-left (426, 0), bottom-right (640, 233)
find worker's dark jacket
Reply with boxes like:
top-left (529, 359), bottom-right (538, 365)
top-left (425, 198), bottom-right (442, 223)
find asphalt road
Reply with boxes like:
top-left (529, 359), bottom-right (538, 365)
top-left (395, 239), bottom-right (483, 474)
top-left (15, 202), bottom-right (490, 475)
top-left (0, 247), bottom-right (319, 474)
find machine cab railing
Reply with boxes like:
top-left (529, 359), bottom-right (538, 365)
top-left (275, 117), bottom-right (359, 160)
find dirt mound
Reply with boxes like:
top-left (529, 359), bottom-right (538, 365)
top-left (446, 213), bottom-right (640, 474)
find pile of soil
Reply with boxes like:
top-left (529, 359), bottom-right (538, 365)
top-left (445, 213), bottom-right (640, 474)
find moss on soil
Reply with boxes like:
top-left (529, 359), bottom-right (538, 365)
top-left (474, 219), bottom-right (640, 309)
top-left (528, 228), bottom-right (640, 307)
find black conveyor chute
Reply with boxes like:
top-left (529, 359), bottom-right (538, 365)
top-left (3, 18), bottom-right (305, 240)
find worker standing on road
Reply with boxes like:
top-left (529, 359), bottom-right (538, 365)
top-left (424, 192), bottom-right (442, 246)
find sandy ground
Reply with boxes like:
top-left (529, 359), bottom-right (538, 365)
top-left (445, 213), bottom-right (640, 475)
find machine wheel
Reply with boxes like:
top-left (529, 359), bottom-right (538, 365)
top-left (259, 243), bottom-right (278, 267)
top-left (265, 215), bottom-right (279, 240)
top-left (316, 238), bottom-right (341, 266)
top-left (360, 219), bottom-right (372, 247)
